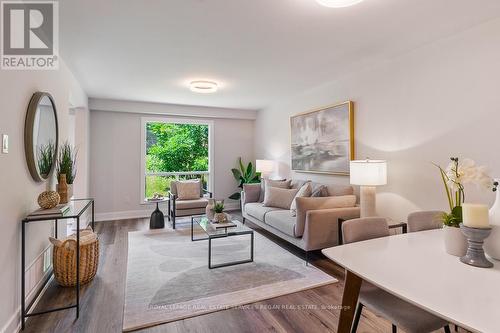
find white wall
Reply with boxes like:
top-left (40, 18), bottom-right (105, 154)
top-left (0, 62), bottom-right (88, 332)
top-left (255, 17), bottom-right (500, 222)
top-left (89, 108), bottom-right (254, 221)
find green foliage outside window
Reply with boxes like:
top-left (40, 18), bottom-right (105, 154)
top-left (146, 122), bottom-right (209, 173)
top-left (145, 122), bottom-right (209, 198)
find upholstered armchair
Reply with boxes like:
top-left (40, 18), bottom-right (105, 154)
top-left (167, 180), bottom-right (212, 229)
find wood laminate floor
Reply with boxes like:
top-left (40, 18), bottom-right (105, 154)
top-left (23, 215), bottom-right (459, 333)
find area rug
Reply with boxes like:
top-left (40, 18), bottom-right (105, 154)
top-left (123, 223), bottom-right (337, 331)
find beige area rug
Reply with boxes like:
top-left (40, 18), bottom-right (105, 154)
top-left (123, 222), bottom-right (337, 331)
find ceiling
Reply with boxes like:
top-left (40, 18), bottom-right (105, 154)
top-left (60, 0), bottom-right (500, 110)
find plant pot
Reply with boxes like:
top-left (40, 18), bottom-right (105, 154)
top-left (485, 178), bottom-right (500, 260)
top-left (443, 225), bottom-right (467, 257)
top-left (206, 198), bottom-right (216, 220)
top-left (214, 212), bottom-right (227, 223)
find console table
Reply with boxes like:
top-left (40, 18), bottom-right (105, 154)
top-left (21, 198), bottom-right (95, 330)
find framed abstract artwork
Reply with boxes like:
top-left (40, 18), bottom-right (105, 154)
top-left (290, 101), bottom-right (354, 175)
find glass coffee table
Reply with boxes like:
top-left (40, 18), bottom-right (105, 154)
top-left (191, 215), bottom-right (254, 269)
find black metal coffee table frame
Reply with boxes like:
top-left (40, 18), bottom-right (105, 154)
top-left (191, 216), bottom-right (254, 269)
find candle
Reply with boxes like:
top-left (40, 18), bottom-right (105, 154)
top-left (462, 203), bottom-right (490, 228)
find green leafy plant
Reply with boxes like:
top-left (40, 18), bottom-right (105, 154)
top-left (434, 157), bottom-right (491, 227)
top-left (57, 141), bottom-right (77, 184)
top-left (229, 157), bottom-right (261, 200)
top-left (37, 141), bottom-right (55, 178)
top-left (214, 201), bottom-right (225, 213)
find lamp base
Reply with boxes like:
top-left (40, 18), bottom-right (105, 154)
top-left (360, 186), bottom-right (377, 218)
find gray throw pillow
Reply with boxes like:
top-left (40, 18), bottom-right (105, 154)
top-left (311, 185), bottom-right (328, 197)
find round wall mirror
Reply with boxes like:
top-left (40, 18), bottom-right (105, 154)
top-left (25, 92), bottom-right (59, 182)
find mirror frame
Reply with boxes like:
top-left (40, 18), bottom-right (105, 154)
top-left (24, 92), bottom-right (59, 182)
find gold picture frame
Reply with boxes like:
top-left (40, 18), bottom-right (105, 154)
top-left (290, 101), bottom-right (354, 175)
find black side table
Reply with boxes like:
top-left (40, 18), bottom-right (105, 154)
top-left (145, 198), bottom-right (167, 229)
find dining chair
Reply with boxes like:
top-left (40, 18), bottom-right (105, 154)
top-left (407, 210), bottom-right (445, 233)
top-left (342, 217), bottom-right (451, 333)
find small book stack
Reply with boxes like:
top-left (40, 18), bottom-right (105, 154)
top-left (29, 204), bottom-right (70, 217)
top-left (210, 221), bottom-right (237, 229)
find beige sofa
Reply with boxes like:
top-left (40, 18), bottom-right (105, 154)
top-left (241, 180), bottom-right (360, 255)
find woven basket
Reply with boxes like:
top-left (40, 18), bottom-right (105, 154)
top-left (49, 227), bottom-right (99, 287)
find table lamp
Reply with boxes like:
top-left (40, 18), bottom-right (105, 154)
top-left (350, 159), bottom-right (387, 217)
top-left (256, 159), bottom-right (275, 179)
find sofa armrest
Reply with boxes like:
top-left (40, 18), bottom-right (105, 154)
top-left (295, 196), bottom-right (357, 237)
top-left (242, 183), bottom-right (261, 207)
top-left (302, 207), bottom-right (360, 251)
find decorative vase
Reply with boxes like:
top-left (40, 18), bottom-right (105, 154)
top-left (206, 198), bottom-right (216, 220)
top-left (443, 225), bottom-right (468, 257)
top-left (57, 174), bottom-right (69, 204)
top-left (214, 212), bottom-right (226, 223)
top-left (38, 191), bottom-right (60, 209)
top-left (485, 178), bottom-right (500, 260)
top-left (67, 184), bottom-right (74, 199)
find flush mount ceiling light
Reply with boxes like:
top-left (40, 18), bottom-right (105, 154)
top-left (316, 0), bottom-right (364, 8)
top-left (189, 80), bottom-right (218, 93)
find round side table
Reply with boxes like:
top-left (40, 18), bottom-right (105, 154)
top-left (145, 198), bottom-right (167, 229)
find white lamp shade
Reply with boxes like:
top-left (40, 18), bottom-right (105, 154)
top-left (256, 160), bottom-right (275, 174)
top-left (350, 160), bottom-right (387, 186)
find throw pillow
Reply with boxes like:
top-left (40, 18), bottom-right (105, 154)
top-left (259, 179), bottom-right (291, 202)
top-left (290, 182), bottom-right (312, 216)
top-left (176, 180), bottom-right (201, 200)
top-left (263, 187), bottom-right (299, 210)
top-left (311, 185), bottom-right (328, 197)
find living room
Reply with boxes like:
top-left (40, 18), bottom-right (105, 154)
top-left (1, 1), bottom-right (500, 332)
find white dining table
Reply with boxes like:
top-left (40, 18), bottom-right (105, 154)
top-left (322, 229), bottom-right (500, 333)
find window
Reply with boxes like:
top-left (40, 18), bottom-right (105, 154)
top-left (141, 118), bottom-right (213, 201)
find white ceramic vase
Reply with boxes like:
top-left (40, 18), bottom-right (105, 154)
top-left (484, 178), bottom-right (500, 260)
top-left (206, 198), bottom-right (216, 220)
top-left (443, 225), bottom-right (467, 257)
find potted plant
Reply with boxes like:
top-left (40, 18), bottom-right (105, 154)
top-left (57, 141), bottom-right (77, 203)
top-left (229, 157), bottom-right (261, 200)
top-left (435, 157), bottom-right (491, 256)
top-left (213, 201), bottom-right (226, 223)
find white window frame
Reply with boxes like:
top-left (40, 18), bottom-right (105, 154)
top-left (140, 116), bottom-right (214, 204)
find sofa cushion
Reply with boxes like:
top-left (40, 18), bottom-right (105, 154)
top-left (177, 180), bottom-right (202, 200)
top-left (175, 207), bottom-right (206, 217)
top-left (263, 187), bottom-right (298, 209)
top-left (171, 180), bottom-right (203, 198)
top-left (259, 179), bottom-right (291, 202)
top-left (294, 195), bottom-right (357, 237)
top-left (290, 182), bottom-right (312, 216)
top-left (325, 184), bottom-right (354, 196)
top-left (175, 197), bottom-right (209, 209)
top-left (265, 210), bottom-right (297, 237)
top-left (245, 202), bottom-right (282, 221)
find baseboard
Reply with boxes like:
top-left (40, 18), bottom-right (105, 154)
top-left (1, 310), bottom-right (20, 333)
top-left (95, 210), bottom-right (151, 222)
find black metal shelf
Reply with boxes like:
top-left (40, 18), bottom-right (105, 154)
top-left (21, 198), bottom-right (95, 330)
